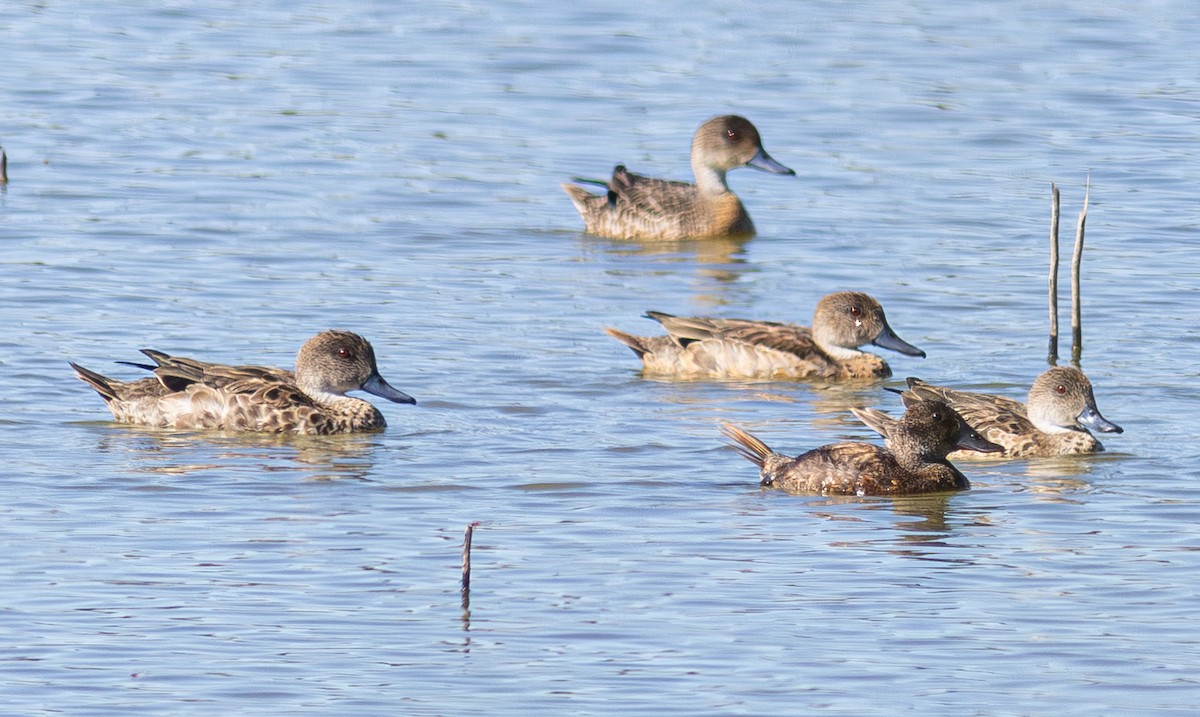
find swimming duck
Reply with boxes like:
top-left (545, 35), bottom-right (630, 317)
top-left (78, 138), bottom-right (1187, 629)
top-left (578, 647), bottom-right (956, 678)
top-left (721, 399), bottom-right (1001, 496)
top-left (877, 367), bottom-right (1123, 458)
top-left (70, 330), bottom-right (415, 435)
top-left (562, 114), bottom-right (795, 240)
top-left (605, 291), bottom-right (925, 380)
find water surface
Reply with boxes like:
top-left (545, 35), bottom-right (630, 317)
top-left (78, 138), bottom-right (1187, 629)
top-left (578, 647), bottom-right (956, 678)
top-left (2, 1), bottom-right (1200, 714)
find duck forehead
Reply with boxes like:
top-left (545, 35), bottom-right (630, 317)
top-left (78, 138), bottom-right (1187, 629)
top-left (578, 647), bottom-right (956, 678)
top-left (697, 115), bottom-right (761, 150)
top-left (904, 399), bottom-right (956, 428)
top-left (326, 331), bottom-right (371, 356)
top-left (1034, 366), bottom-right (1092, 400)
top-left (299, 332), bottom-right (377, 377)
top-left (720, 115), bottom-right (759, 141)
top-left (822, 291), bottom-right (880, 315)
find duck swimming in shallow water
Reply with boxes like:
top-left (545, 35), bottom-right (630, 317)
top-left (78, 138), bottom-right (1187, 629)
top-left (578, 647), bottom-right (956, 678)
top-left (70, 330), bottom-right (415, 435)
top-left (562, 114), bottom-right (795, 241)
top-left (722, 399), bottom-right (1001, 496)
top-left (606, 291), bottom-right (925, 381)
top-left (871, 367), bottom-right (1123, 458)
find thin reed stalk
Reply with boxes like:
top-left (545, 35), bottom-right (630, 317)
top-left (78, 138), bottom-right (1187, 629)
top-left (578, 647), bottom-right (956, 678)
top-left (1071, 179), bottom-right (1089, 367)
top-left (1048, 184), bottom-right (1060, 365)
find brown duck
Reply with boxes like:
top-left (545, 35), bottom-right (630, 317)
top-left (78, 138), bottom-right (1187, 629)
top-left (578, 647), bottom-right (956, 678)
top-left (70, 330), bottom-right (415, 435)
top-left (562, 115), bottom-right (794, 240)
top-left (606, 291), bottom-right (925, 381)
top-left (877, 367), bottom-right (1123, 458)
top-left (722, 399), bottom-right (1001, 495)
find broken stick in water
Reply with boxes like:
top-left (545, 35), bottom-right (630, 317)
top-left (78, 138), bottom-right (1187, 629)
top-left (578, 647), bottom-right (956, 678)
top-left (461, 521), bottom-right (481, 612)
top-left (1, 146), bottom-right (7, 185)
top-left (1048, 183), bottom-right (1060, 365)
top-left (1071, 178), bottom-right (1089, 367)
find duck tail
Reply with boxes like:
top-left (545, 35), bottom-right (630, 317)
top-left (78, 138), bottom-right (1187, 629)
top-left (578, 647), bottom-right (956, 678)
top-left (604, 327), bottom-right (651, 359)
top-left (562, 182), bottom-right (599, 210)
top-left (69, 362), bottom-right (119, 403)
top-left (568, 176), bottom-right (610, 189)
top-left (719, 422), bottom-right (774, 469)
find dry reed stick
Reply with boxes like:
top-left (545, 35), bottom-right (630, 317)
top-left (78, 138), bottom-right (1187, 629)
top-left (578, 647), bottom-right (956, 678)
top-left (1047, 184), bottom-right (1060, 365)
top-left (1071, 178), bottom-right (1089, 367)
top-left (461, 521), bottom-right (481, 612)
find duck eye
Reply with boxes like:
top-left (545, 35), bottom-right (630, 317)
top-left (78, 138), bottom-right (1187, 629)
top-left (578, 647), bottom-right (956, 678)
top-left (931, 412), bottom-right (941, 421)
top-left (337, 347), bottom-right (352, 359)
top-left (1055, 384), bottom-right (1066, 394)
top-left (726, 129), bottom-right (738, 140)
top-left (850, 306), bottom-right (861, 317)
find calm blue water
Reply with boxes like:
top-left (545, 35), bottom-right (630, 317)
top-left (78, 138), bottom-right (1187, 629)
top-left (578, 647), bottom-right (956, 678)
top-left (3, 1), bottom-right (1200, 714)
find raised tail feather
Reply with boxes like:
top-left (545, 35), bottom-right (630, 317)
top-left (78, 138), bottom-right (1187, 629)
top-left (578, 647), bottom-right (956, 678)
top-left (605, 327), bottom-right (651, 358)
top-left (719, 422), bottom-right (773, 469)
top-left (569, 176), bottom-right (611, 189)
top-left (69, 362), bottom-right (119, 402)
top-left (562, 182), bottom-right (604, 213)
top-left (114, 348), bottom-right (172, 373)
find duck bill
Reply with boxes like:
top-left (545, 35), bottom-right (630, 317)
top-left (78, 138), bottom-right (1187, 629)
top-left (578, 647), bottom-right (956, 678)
top-left (362, 372), bottom-right (417, 405)
top-left (872, 321), bottom-right (927, 358)
top-left (746, 149), bottom-right (796, 176)
top-left (1076, 403), bottom-right (1123, 434)
top-left (954, 416), bottom-right (1004, 454)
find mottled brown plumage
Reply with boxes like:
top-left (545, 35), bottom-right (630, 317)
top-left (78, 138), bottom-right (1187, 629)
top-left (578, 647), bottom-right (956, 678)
top-left (562, 115), bottom-right (794, 240)
top-left (721, 400), bottom-right (1001, 496)
top-left (70, 331), bottom-right (416, 435)
top-left (606, 291), bottom-right (925, 381)
top-left (888, 368), bottom-right (1123, 458)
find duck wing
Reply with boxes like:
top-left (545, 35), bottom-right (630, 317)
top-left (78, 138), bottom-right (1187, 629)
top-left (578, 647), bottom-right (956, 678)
top-left (607, 166), bottom-right (700, 221)
top-left (849, 406), bottom-right (900, 442)
top-left (647, 313), bottom-right (815, 355)
top-left (773, 442), bottom-right (895, 495)
top-left (904, 378), bottom-right (1035, 441)
top-left (141, 349), bottom-right (297, 396)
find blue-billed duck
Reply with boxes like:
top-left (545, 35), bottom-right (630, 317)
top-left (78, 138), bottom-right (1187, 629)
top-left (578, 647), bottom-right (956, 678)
top-left (562, 115), bottom-right (794, 240)
top-left (70, 330), bottom-right (415, 435)
top-left (606, 291), bottom-right (925, 381)
top-left (883, 367), bottom-right (1123, 458)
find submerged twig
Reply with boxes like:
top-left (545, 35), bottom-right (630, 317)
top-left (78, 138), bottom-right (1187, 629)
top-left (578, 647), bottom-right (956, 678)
top-left (1071, 178), bottom-right (1089, 367)
top-left (1, 146), bottom-right (7, 185)
top-left (1048, 183), bottom-right (1060, 365)
top-left (461, 521), bottom-right (481, 612)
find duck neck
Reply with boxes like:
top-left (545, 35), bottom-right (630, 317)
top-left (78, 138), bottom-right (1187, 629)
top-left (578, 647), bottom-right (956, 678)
top-left (824, 344), bottom-right (868, 361)
top-left (692, 162), bottom-right (730, 196)
top-left (298, 381), bottom-right (354, 408)
top-left (893, 446), bottom-right (929, 473)
top-left (813, 333), bottom-right (866, 361)
top-left (1026, 404), bottom-right (1077, 434)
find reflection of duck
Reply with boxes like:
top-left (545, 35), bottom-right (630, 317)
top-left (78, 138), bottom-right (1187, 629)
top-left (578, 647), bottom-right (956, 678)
top-left (580, 234), bottom-right (753, 309)
top-left (606, 291), bottom-right (925, 381)
top-left (563, 115), bottom-right (794, 240)
top-left (582, 234), bottom-right (751, 266)
top-left (721, 399), bottom-right (1001, 495)
top-left (875, 367), bottom-right (1123, 458)
top-left (70, 331), bottom-right (415, 435)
